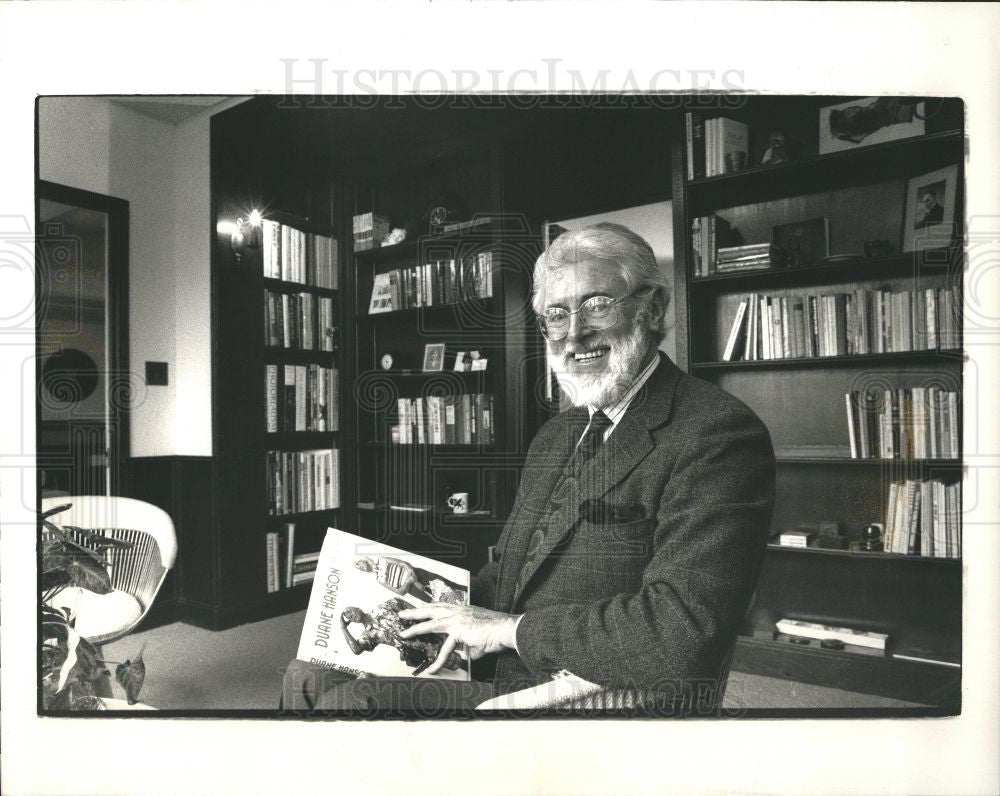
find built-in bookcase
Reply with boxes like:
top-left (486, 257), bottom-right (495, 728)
top-left (351, 218), bottom-right (538, 572)
top-left (210, 200), bottom-right (345, 625)
top-left (673, 97), bottom-right (964, 708)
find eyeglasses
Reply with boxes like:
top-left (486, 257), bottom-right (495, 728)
top-left (537, 292), bottom-right (637, 341)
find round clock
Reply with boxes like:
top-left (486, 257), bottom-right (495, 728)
top-left (380, 353), bottom-right (395, 370)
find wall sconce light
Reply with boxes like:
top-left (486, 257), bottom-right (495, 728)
top-left (230, 209), bottom-right (263, 262)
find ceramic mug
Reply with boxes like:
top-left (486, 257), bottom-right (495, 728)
top-left (447, 492), bottom-right (469, 514)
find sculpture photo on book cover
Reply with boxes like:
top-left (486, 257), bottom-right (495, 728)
top-left (296, 528), bottom-right (471, 680)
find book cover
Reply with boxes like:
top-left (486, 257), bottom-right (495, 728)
top-left (296, 528), bottom-right (471, 680)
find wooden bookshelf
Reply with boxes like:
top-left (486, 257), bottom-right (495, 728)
top-left (673, 97), bottom-right (964, 709)
top-left (351, 210), bottom-right (538, 572)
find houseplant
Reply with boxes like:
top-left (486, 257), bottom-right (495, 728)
top-left (40, 503), bottom-right (146, 710)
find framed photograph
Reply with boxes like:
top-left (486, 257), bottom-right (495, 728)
top-left (422, 343), bottom-right (446, 372)
top-left (818, 97), bottom-right (925, 155)
top-left (903, 164), bottom-right (958, 252)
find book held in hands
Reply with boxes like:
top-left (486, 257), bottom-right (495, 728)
top-left (296, 528), bottom-right (471, 680)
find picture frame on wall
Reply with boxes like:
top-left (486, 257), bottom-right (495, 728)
top-left (422, 343), bottom-right (446, 372)
top-left (818, 97), bottom-right (925, 155)
top-left (902, 164), bottom-right (958, 252)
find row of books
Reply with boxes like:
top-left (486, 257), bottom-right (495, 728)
top-left (393, 393), bottom-right (495, 445)
top-left (266, 448), bottom-right (341, 516)
top-left (684, 113), bottom-right (749, 179)
top-left (722, 287), bottom-right (961, 362)
top-left (262, 219), bottom-right (338, 288)
top-left (883, 478), bottom-right (961, 558)
top-left (353, 212), bottom-right (390, 252)
top-left (845, 388), bottom-right (960, 460)
top-left (265, 523), bottom-right (321, 592)
top-left (368, 252), bottom-right (494, 314)
top-left (265, 364), bottom-right (339, 433)
top-left (692, 216), bottom-right (832, 277)
top-left (264, 290), bottom-right (336, 350)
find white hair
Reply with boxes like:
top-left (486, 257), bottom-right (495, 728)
top-left (532, 222), bottom-right (670, 343)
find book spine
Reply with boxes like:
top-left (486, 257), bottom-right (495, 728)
top-left (947, 391), bottom-right (959, 459)
top-left (722, 299), bottom-right (749, 362)
top-left (266, 532), bottom-right (278, 593)
top-left (846, 392), bottom-right (858, 459)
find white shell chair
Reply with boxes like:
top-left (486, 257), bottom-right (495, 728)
top-left (42, 496), bottom-right (178, 646)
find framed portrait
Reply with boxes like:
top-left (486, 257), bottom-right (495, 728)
top-left (903, 164), bottom-right (958, 252)
top-left (422, 343), bottom-right (446, 372)
top-left (818, 97), bottom-right (925, 155)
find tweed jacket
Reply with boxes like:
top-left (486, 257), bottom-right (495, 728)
top-left (473, 354), bottom-right (775, 694)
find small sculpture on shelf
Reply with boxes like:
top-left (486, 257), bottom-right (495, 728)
top-left (858, 523), bottom-right (884, 552)
top-left (760, 131), bottom-right (792, 166)
top-left (381, 227), bottom-right (407, 247)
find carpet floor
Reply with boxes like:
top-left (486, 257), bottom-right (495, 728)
top-left (103, 612), bottom-right (926, 712)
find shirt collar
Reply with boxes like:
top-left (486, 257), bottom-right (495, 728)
top-left (588, 351), bottom-right (660, 433)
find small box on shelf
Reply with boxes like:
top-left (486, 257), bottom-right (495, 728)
top-left (353, 212), bottom-right (390, 252)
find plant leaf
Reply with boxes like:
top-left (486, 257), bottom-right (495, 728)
top-left (41, 567), bottom-right (72, 593)
top-left (56, 547), bottom-right (112, 594)
top-left (74, 636), bottom-right (103, 683)
top-left (40, 503), bottom-right (73, 521)
top-left (115, 647), bottom-right (146, 705)
top-left (57, 626), bottom-right (81, 692)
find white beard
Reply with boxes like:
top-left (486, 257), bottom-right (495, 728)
top-left (548, 319), bottom-right (651, 409)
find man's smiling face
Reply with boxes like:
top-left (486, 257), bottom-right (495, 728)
top-left (542, 259), bottom-right (654, 408)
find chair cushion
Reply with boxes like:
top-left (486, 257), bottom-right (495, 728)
top-left (49, 587), bottom-right (143, 639)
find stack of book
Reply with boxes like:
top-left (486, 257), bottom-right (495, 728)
top-left (265, 364), bottom-right (339, 433)
top-left (266, 448), bottom-right (340, 516)
top-left (721, 286), bottom-right (962, 362)
top-left (289, 551), bottom-right (320, 587)
top-left (715, 243), bottom-right (773, 273)
top-left (844, 388), bottom-right (960, 460)
top-left (368, 253), bottom-right (493, 314)
top-left (264, 290), bottom-right (336, 350)
top-left (883, 478), bottom-right (961, 558)
top-left (262, 220), bottom-right (337, 288)
top-left (393, 393), bottom-right (495, 446)
top-left (352, 212), bottom-right (390, 252)
top-left (684, 113), bottom-right (749, 179)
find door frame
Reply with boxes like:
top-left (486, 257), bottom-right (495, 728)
top-left (36, 180), bottom-right (130, 495)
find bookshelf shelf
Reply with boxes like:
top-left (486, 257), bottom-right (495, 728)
top-left (362, 442), bottom-right (497, 452)
top-left (686, 130), bottom-right (963, 212)
top-left (689, 248), bottom-right (960, 291)
top-left (774, 456), bottom-right (962, 466)
top-left (692, 349), bottom-right (963, 371)
top-left (358, 297), bottom-right (496, 322)
top-left (263, 347), bottom-right (338, 364)
top-left (765, 543), bottom-right (961, 564)
top-left (268, 507), bottom-right (341, 523)
top-left (262, 277), bottom-right (338, 297)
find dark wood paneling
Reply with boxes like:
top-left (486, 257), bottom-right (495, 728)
top-left (125, 456), bottom-right (216, 628)
top-left (733, 637), bottom-right (960, 710)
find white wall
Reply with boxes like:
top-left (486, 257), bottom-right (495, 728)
top-left (38, 97), bottom-right (247, 458)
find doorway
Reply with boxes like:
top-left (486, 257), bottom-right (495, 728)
top-left (36, 181), bottom-right (129, 497)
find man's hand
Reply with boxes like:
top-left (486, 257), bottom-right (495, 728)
top-left (397, 604), bottom-right (521, 676)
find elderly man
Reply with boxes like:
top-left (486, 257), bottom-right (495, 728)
top-left (282, 222), bottom-right (774, 713)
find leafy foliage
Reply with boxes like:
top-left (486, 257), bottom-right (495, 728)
top-left (39, 504), bottom-right (148, 710)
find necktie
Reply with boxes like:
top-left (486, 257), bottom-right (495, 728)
top-left (569, 410), bottom-right (613, 479)
top-left (515, 410), bottom-right (614, 593)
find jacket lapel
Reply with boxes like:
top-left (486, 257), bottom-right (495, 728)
top-left (511, 354), bottom-right (682, 606)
